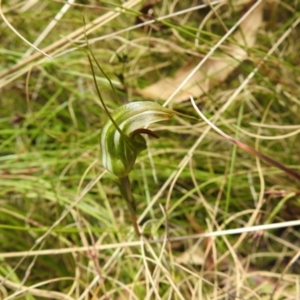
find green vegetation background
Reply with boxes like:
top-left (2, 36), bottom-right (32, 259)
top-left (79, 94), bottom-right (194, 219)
top-left (0, 1), bottom-right (299, 299)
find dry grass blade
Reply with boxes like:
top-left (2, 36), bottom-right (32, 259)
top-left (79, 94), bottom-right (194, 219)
top-left (138, 0), bottom-right (263, 102)
top-left (0, 275), bottom-right (75, 300)
top-left (0, 0), bottom-right (141, 87)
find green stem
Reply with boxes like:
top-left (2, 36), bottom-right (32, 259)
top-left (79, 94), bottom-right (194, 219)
top-left (118, 176), bottom-right (141, 237)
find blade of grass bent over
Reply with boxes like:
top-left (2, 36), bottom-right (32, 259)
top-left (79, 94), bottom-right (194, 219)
top-left (190, 96), bottom-right (300, 183)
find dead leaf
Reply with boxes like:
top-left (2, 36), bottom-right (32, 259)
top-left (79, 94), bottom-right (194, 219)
top-left (138, 1), bottom-right (263, 103)
top-left (175, 244), bottom-right (204, 265)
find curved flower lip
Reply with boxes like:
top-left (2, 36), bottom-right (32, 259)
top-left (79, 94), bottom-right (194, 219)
top-left (131, 128), bottom-right (159, 139)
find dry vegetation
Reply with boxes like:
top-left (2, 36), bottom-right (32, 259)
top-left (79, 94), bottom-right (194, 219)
top-left (1, 0), bottom-right (300, 299)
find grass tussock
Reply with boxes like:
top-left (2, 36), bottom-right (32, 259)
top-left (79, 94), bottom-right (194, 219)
top-left (1, 0), bottom-right (300, 299)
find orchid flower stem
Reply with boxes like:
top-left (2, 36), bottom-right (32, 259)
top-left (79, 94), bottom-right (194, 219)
top-left (118, 176), bottom-right (141, 237)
